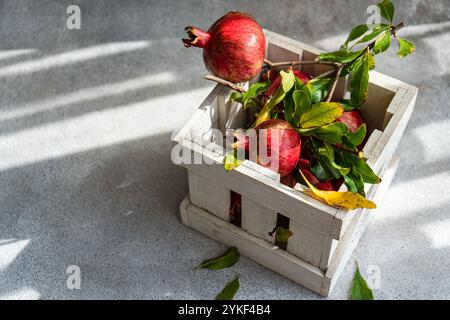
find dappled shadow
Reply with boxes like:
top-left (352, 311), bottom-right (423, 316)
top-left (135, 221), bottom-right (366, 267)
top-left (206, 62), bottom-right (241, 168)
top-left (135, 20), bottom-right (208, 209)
top-left (0, 0), bottom-right (449, 300)
top-left (0, 132), bottom-right (318, 299)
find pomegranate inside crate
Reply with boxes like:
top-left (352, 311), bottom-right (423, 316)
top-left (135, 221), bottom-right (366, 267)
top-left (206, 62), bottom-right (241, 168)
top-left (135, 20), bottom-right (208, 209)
top-left (175, 3), bottom-right (418, 297)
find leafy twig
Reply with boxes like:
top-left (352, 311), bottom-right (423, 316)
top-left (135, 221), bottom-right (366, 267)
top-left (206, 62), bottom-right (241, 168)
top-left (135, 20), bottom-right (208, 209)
top-left (312, 69), bottom-right (336, 80)
top-left (204, 75), bottom-right (247, 93)
top-left (311, 134), bottom-right (359, 154)
top-left (323, 22), bottom-right (404, 102)
top-left (325, 65), bottom-right (344, 102)
top-left (264, 58), bottom-right (340, 69)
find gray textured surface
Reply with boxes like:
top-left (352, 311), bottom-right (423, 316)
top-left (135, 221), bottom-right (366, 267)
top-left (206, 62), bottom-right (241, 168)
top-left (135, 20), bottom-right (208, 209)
top-left (0, 0), bottom-right (449, 300)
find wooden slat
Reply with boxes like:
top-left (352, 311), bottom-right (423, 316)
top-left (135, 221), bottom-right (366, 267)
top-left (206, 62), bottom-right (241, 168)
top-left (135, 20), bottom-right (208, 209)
top-left (322, 157), bottom-right (400, 296)
top-left (241, 197), bottom-right (277, 243)
top-left (180, 196), bottom-right (327, 295)
top-left (335, 129), bottom-right (383, 236)
top-left (182, 139), bottom-right (342, 238)
top-left (172, 84), bottom-right (222, 144)
top-left (241, 162), bottom-right (279, 243)
top-left (368, 87), bottom-right (417, 173)
top-left (188, 170), bottom-right (230, 221)
top-left (287, 221), bottom-right (335, 270)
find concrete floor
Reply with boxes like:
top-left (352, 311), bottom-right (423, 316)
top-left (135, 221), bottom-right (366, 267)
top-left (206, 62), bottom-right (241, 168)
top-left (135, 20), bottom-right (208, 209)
top-left (0, 0), bottom-right (449, 299)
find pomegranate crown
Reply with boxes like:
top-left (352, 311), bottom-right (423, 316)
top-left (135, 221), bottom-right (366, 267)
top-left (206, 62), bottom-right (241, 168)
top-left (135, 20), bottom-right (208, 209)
top-left (182, 26), bottom-right (211, 48)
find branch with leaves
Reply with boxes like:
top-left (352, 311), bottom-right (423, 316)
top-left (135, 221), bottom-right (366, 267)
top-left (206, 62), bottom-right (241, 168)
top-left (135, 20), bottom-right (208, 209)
top-left (219, 0), bottom-right (414, 210)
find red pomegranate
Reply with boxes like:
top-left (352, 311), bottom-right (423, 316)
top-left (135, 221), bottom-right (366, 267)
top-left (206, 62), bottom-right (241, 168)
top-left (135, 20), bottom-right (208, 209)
top-left (336, 110), bottom-right (365, 133)
top-left (335, 110), bottom-right (367, 149)
top-left (183, 12), bottom-right (266, 83)
top-left (235, 119), bottom-right (301, 177)
top-left (297, 159), bottom-right (337, 191)
top-left (265, 70), bottom-right (312, 97)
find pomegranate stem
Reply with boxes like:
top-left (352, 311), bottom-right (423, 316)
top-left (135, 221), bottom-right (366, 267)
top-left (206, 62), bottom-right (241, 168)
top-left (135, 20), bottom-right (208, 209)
top-left (264, 58), bottom-right (340, 69)
top-left (204, 75), bottom-right (247, 93)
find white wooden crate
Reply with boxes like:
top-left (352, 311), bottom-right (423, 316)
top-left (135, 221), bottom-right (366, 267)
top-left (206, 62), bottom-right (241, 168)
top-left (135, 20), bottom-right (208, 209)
top-left (172, 30), bottom-right (418, 297)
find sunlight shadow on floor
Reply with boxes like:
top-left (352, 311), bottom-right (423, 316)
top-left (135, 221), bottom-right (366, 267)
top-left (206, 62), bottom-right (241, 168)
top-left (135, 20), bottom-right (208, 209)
top-left (0, 41), bottom-right (151, 78)
top-left (0, 72), bottom-right (177, 121)
top-left (0, 239), bottom-right (30, 271)
top-left (0, 49), bottom-right (37, 62)
top-left (0, 287), bottom-right (40, 300)
top-left (422, 218), bottom-right (450, 249)
top-left (0, 86), bottom-right (211, 171)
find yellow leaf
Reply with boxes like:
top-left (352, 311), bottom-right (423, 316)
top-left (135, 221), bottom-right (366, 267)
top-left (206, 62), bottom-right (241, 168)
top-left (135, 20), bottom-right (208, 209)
top-left (252, 108), bottom-right (271, 127)
top-left (300, 171), bottom-right (377, 210)
top-left (224, 153), bottom-right (243, 172)
top-left (300, 102), bottom-right (344, 129)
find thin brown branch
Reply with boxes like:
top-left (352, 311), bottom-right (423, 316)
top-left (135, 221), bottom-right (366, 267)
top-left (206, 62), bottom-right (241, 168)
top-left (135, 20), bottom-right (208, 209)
top-left (204, 75), bottom-right (247, 93)
top-left (264, 58), bottom-right (340, 69)
top-left (311, 69), bottom-right (336, 80)
top-left (325, 65), bottom-right (344, 102)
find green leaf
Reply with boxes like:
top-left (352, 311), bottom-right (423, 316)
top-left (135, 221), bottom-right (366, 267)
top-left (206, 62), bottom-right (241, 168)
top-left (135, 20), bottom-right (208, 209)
top-left (195, 247), bottom-right (240, 270)
top-left (313, 122), bottom-right (349, 145)
top-left (373, 30), bottom-right (392, 55)
top-left (352, 264), bottom-right (374, 300)
top-left (396, 37), bottom-right (416, 58)
top-left (230, 81), bottom-right (268, 110)
top-left (368, 52), bottom-right (376, 70)
top-left (350, 52), bottom-right (370, 107)
top-left (377, 0), bottom-right (395, 23)
top-left (322, 157), bottom-right (341, 180)
top-left (345, 169), bottom-right (366, 196)
top-left (300, 102), bottom-right (344, 129)
top-left (280, 70), bottom-right (296, 92)
top-left (354, 158), bottom-right (381, 184)
top-left (284, 91), bottom-right (295, 126)
top-left (319, 50), bottom-right (363, 64)
top-left (224, 153), bottom-right (243, 172)
top-left (344, 24), bottom-right (370, 47)
top-left (318, 142), bottom-right (351, 176)
top-left (311, 159), bottom-right (332, 181)
top-left (230, 91), bottom-right (243, 103)
top-left (275, 227), bottom-right (293, 243)
top-left (253, 71), bottom-right (295, 127)
top-left (339, 100), bottom-right (357, 111)
top-left (359, 26), bottom-right (390, 44)
top-left (293, 89), bottom-right (312, 122)
top-left (305, 78), bottom-right (331, 104)
top-left (344, 173), bottom-right (358, 194)
top-left (295, 76), bottom-right (307, 90)
top-left (346, 123), bottom-right (367, 147)
top-left (216, 276), bottom-right (240, 300)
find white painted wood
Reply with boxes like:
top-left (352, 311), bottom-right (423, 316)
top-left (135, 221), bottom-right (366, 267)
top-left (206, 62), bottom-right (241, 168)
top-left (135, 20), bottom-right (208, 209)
top-left (265, 30), bottom-right (321, 56)
top-left (267, 41), bottom-right (302, 68)
top-left (369, 87), bottom-right (417, 174)
top-left (223, 87), bottom-right (248, 130)
top-left (188, 170), bottom-right (230, 221)
top-left (180, 195), bottom-right (327, 295)
top-left (323, 157), bottom-right (400, 296)
top-left (335, 129), bottom-right (384, 236)
top-left (287, 220), bottom-right (335, 270)
top-left (241, 162), bottom-right (279, 243)
top-left (180, 139), bottom-right (342, 238)
top-left (241, 197), bottom-right (277, 243)
top-left (172, 84), bottom-right (222, 144)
